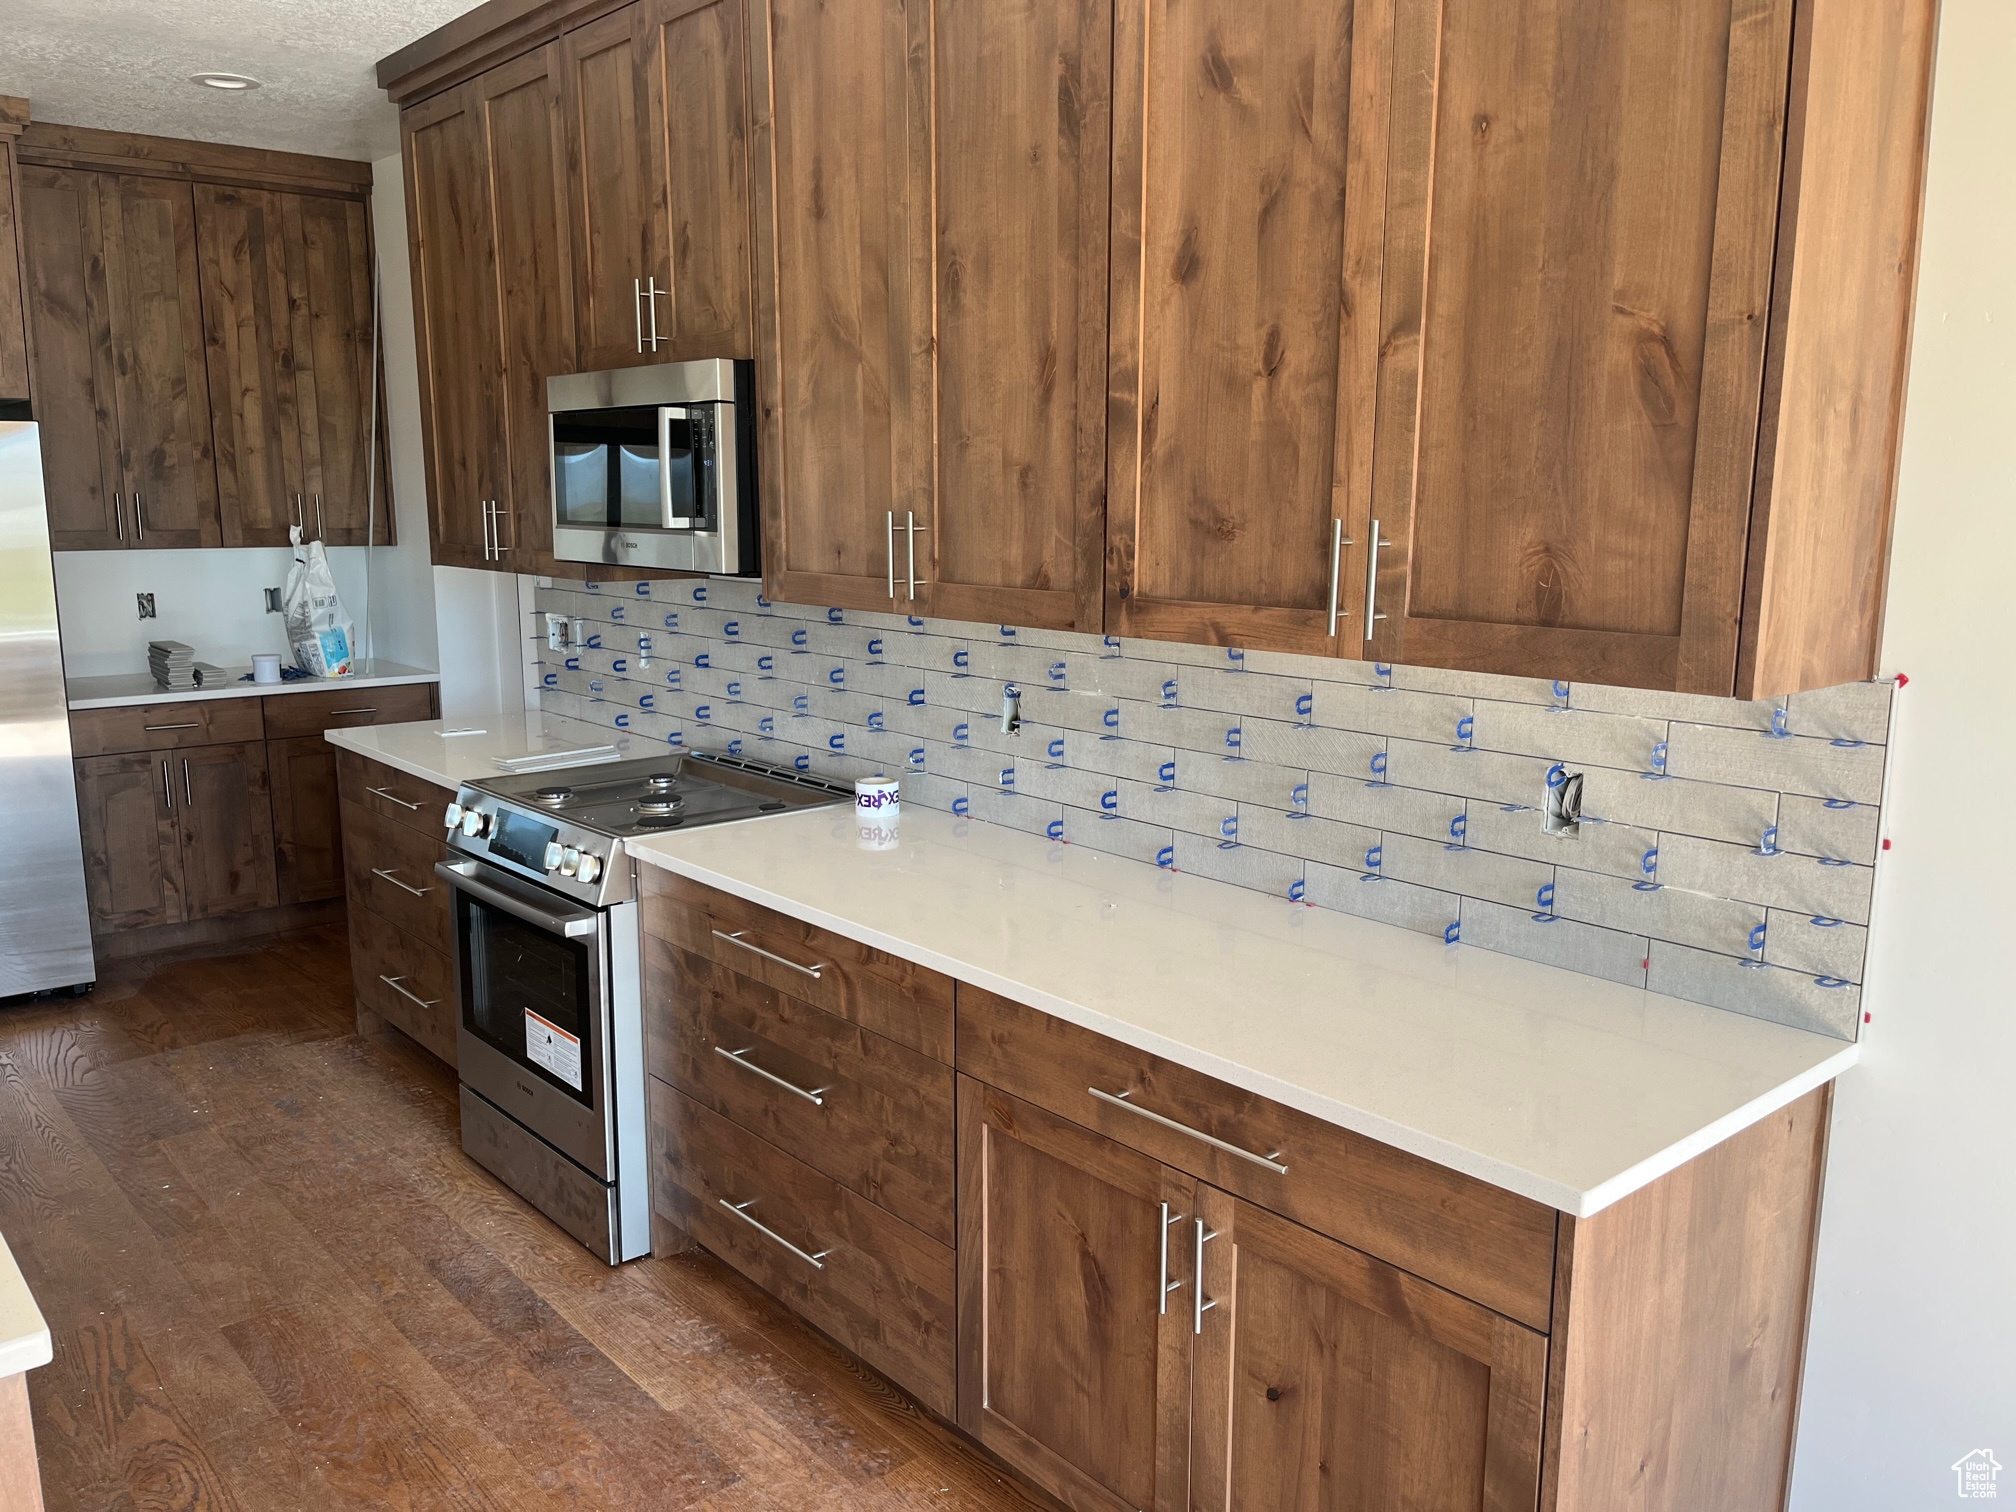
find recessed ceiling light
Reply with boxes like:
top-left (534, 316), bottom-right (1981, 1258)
top-left (190, 72), bottom-right (261, 91)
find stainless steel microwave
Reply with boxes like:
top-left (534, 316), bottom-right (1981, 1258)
top-left (547, 358), bottom-right (759, 575)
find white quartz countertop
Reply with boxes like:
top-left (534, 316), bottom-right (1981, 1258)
top-left (628, 805), bottom-right (1859, 1217)
top-left (67, 660), bottom-right (439, 710)
top-left (322, 708), bottom-right (637, 789)
top-left (0, 1231), bottom-right (51, 1379)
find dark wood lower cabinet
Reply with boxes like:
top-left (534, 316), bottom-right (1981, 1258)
top-left (1190, 1187), bottom-right (1547, 1512)
top-left (269, 734), bottom-right (344, 904)
top-left (74, 751), bottom-right (185, 930)
top-left (954, 1077), bottom-right (1196, 1512)
top-left (174, 741), bottom-right (279, 917)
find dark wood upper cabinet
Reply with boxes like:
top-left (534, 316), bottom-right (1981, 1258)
top-left (956, 1078), bottom-right (1196, 1512)
top-left (1105, 0), bottom-right (1381, 655)
top-left (175, 741), bottom-right (280, 920)
top-left (750, 0), bottom-right (934, 614)
top-left (403, 82), bottom-right (505, 571)
top-left (0, 105), bottom-right (30, 402)
top-left (1188, 1186), bottom-right (1547, 1512)
top-left (288, 192), bottom-right (382, 546)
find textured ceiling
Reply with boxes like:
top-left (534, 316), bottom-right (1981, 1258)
top-left (0, 0), bottom-right (483, 160)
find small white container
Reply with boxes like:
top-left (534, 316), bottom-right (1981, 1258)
top-left (251, 653), bottom-right (283, 685)
top-left (856, 775), bottom-right (900, 850)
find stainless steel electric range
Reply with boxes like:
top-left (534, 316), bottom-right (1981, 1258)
top-left (435, 751), bottom-right (850, 1262)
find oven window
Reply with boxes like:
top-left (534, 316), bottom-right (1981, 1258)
top-left (552, 405), bottom-right (706, 529)
top-left (459, 893), bottom-right (597, 1108)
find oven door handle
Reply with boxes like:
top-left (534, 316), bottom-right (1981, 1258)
top-left (435, 860), bottom-right (601, 937)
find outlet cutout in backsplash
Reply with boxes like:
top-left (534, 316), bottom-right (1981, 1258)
top-left (531, 576), bottom-right (1894, 1041)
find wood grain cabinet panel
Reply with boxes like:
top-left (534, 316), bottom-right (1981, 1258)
top-left (260, 681), bottom-right (437, 740)
top-left (70, 697), bottom-right (265, 757)
top-left (285, 192), bottom-right (382, 546)
top-left (1103, 0), bottom-right (1387, 654)
top-left (339, 797), bottom-right (452, 953)
top-left (750, 0), bottom-right (934, 614)
top-left (174, 741), bottom-right (279, 919)
top-left (268, 734), bottom-right (345, 906)
top-left (956, 1077), bottom-right (1196, 1512)
top-left (1189, 1187), bottom-right (1548, 1512)
top-left (334, 748), bottom-right (455, 839)
top-left (73, 752), bottom-right (185, 931)
top-left (349, 901), bottom-right (458, 1064)
top-left (0, 123), bottom-right (30, 401)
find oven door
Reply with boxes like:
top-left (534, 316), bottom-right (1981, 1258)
top-left (437, 858), bottom-right (615, 1180)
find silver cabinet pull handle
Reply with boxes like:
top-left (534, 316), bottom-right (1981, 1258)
top-left (714, 1045), bottom-right (828, 1106)
top-left (718, 1198), bottom-right (829, 1269)
top-left (329, 707), bottom-right (377, 716)
top-left (492, 500), bottom-right (510, 556)
top-left (295, 493), bottom-right (305, 530)
top-left (161, 758), bottom-right (173, 813)
top-left (906, 512), bottom-right (927, 598)
top-left (143, 722), bottom-right (201, 731)
top-left (182, 759), bottom-right (192, 807)
top-left (113, 491), bottom-right (124, 542)
top-left (1325, 517), bottom-right (1355, 636)
top-left (711, 928), bottom-right (825, 980)
top-left (886, 510), bottom-right (896, 599)
top-left (480, 499), bottom-right (493, 560)
top-left (1088, 1087), bottom-right (1288, 1174)
top-left (1158, 1201), bottom-right (1185, 1315)
top-left (366, 785), bottom-right (424, 811)
top-left (644, 275), bottom-right (665, 351)
top-left (370, 867), bottom-right (431, 898)
top-left (1194, 1219), bottom-right (1219, 1333)
top-left (634, 276), bottom-right (645, 353)
top-left (134, 492), bottom-right (144, 541)
top-left (1364, 516), bottom-right (1393, 643)
top-left (314, 493), bottom-right (325, 539)
top-left (378, 974), bottom-right (440, 1009)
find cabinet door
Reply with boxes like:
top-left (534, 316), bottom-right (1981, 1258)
top-left (1104, 0), bottom-right (1385, 654)
top-left (288, 193), bottom-right (384, 546)
top-left (268, 735), bottom-right (345, 906)
top-left (196, 183), bottom-right (309, 546)
top-left (1364, 0), bottom-right (1795, 692)
top-left (956, 1077), bottom-right (1195, 1512)
top-left (919, 0), bottom-right (1110, 631)
top-left (96, 173), bottom-right (221, 547)
top-left (751, 0), bottom-right (934, 613)
top-left (403, 83), bottom-right (504, 570)
top-left (479, 45), bottom-right (578, 575)
top-left (175, 742), bottom-right (280, 920)
top-left (1189, 1187), bottom-right (1547, 1512)
top-left (1, 137), bottom-right (30, 401)
top-left (18, 165), bottom-right (123, 548)
top-left (562, 4), bottom-right (668, 371)
top-left (74, 753), bottom-right (184, 932)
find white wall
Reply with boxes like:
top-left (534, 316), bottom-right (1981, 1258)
top-left (1790, 2), bottom-right (2016, 1504)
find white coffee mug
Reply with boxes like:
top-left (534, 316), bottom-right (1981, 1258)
top-left (856, 776), bottom-right (900, 850)
top-left (251, 653), bottom-right (282, 685)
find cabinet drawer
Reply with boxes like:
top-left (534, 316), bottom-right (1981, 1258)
top-left (335, 749), bottom-right (454, 840)
top-left (644, 934), bottom-right (955, 1246)
top-left (651, 1079), bottom-right (955, 1418)
top-left (264, 681), bottom-right (436, 739)
top-left (70, 698), bottom-right (265, 756)
top-left (956, 985), bottom-right (1559, 1330)
top-left (340, 797), bottom-right (452, 954)
top-left (350, 902), bottom-right (457, 1066)
top-left (641, 869), bottom-right (953, 1063)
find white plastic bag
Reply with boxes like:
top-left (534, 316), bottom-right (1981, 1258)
top-left (284, 526), bottom-right (357, 677)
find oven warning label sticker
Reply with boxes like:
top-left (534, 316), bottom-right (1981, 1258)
top-left (524, 1010), bottom-right (583, 1091)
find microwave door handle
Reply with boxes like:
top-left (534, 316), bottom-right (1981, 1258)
top-left (659, 406), bottom-right (692, 529)
top-left (435, 860), bottom-right (600, 937)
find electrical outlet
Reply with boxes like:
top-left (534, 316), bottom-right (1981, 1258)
top-left (1543, 768), bottom-right (1584, 836)
top-left (264, 587), bottom-right (283, 613)
top-left (136, 592), bottom-right (156, 620)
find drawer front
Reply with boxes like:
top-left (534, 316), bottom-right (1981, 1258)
top-left (264, 681), bottom-right (437, 740)
top-left (642, 869), bottom-right (953, 1063)
top-left (651, 1079), bottom-right (956, 1417)
top-left (645, 933), bottom-right (955, 1246)
top-left (350, 902), bottom-right (457, 1066)
top-left (956, 985), bottom-right (1558, 1330)
top-left (340, 797), bottom-right (452, 954)
top-left (335, 749), bottom-right (454, 841)
top-left (70, 698), bottom-right (265, 757)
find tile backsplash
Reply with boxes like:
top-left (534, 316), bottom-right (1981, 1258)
top-left (532, 576), bottom-right (1893, 1041)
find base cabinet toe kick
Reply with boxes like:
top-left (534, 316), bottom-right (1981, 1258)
top-left (634, 868), bottom-right (1832, 1512)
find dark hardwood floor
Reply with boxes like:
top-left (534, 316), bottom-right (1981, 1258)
top-left (0, 924), bottom-right (1037, 1511)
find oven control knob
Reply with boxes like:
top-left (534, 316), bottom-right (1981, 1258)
top-left (443, 802), bottom-right (464, 830)
top-left (577, 854), bottom-right (603, 885)
top-left (559, 846), bottom-right (581, 877)
top-left (461, 809), bottom-right (492, 838)
top-left (543, 841), bottom-right (565, 872)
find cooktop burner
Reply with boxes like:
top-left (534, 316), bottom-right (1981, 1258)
top-left (468, 752), bottom-right (852, 842)
top-left (644, 773), bottom-right (680, 793)
top-left (532, 786), bottom-right (576, 805)
top-left (637, 794), bottom-right (685, 817)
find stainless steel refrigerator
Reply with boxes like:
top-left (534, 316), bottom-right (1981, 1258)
top-left (0, 409), bottom-right (95, 998)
